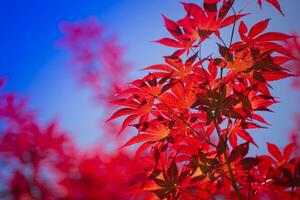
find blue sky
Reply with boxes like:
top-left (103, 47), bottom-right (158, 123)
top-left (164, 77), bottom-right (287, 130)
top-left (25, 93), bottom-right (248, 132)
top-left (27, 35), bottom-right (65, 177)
top-left (0, 0), bottom-right (299, 152)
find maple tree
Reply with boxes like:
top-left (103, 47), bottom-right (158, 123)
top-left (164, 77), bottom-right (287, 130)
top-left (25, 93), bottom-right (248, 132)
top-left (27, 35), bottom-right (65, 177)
top-left (108, 0), bottom-right (300, 199)
top-left (0, 0), bottom-right (300, 200)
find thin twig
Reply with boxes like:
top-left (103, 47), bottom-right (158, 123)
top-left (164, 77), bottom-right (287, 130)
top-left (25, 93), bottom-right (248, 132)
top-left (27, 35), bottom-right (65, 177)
top-left (229, 7), bottom-right (237, 48)
top-left (212, 115), bottom-right (243, 200)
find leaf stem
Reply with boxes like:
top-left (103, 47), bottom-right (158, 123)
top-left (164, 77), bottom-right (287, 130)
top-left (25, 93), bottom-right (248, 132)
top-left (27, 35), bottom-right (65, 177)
top-left (229, 7), bottom-right (237, 48)
top-left (176, 114), bottom-right (217, 148)
top-left (212, 115), bottom-right (243, 200)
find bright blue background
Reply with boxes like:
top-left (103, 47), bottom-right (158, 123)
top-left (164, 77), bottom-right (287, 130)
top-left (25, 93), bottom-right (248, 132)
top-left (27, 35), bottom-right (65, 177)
top-left (0, 0), bottom-right (299, 153)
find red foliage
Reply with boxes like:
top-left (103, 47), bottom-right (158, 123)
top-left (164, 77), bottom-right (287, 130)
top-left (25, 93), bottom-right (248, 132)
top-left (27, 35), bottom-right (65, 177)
top-left (1, 1), bottom-right (300, 200)
top-left (109, 0), bottom-right (300, 199)
top-left (58, 17), bottom-right (130, 102)
top-left (0, 79), bottom-right (143, 199)
top-left (0, 18), bottom-right (138, 199)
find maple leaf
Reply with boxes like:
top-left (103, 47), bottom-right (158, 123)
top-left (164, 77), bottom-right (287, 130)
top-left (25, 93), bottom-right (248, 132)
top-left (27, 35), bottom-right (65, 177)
top-left (233, 20), bottom-right (292, 64)
top-left (228, 142), bottom-right (249, 162)
top-left (225, 48), bottom-right (292, 82)
top-left (225, 120), bottom-right (261, 148)
top-left (226, 49), bottom-right (253, 72)
top-left (155, 15), bottom-right (197, 53)
top-left (193, 80), bottom-right (251, 123)
top-left (266, 143), bottom-right (294, 166)
top-left (226, 20), bottom-right (293, 80)
top-left (158, 78), bottom-right (197, 111)
top-left (119, 121), bottom-right (172, 158)
top-left (181, 1), bottom-right (246, 38)
top-left (130, 74), bottom-right (165, 98)
top-left (143, 52), bottom-right (200, 79)
top-left (140, 154), bottom-right (193, 200)
top-left (107, 97), bottom-right (153, 134)
top-left (257, 0), bottom-right (284, 15)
